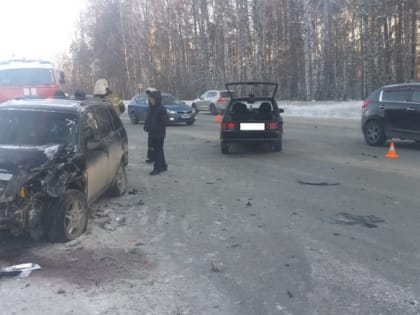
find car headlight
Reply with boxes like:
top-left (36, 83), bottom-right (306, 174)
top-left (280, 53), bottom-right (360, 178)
top-left (167, 110), bottom-right (177, 114)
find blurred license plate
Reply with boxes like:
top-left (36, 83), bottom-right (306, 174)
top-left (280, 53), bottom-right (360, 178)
top-left (181, 114), bottom-right (191, 119)
top-left (240, 123), bottom-right (265, 131)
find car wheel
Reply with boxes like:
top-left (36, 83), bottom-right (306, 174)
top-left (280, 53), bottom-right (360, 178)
top-left (210, 104), bottom-right (217, 115)
top-left (130, 114), bottom-right (139, 124)
top-left (186, 120), bottom-right (194, 126)
top-left (221, 143), bottom-right (229, 154)
top-left (363, 120), bottom-right (386, 146)
top-left (192, 104), bottom-right (199, 114)
top-left (48, 190), bottom-right (88, 243)
top-left (109, 162), bottom-right (128, 197)
top-left (273, 140), bottom-right (282, 152)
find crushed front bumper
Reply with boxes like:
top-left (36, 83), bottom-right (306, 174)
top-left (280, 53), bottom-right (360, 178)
top-left (0, 198), bottom-right (43, 233)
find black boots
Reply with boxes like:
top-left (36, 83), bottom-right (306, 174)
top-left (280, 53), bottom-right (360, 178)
top-left (149, 165), bottom-right (167, 176)
top-left (149, 169), bottom-right (160, 176)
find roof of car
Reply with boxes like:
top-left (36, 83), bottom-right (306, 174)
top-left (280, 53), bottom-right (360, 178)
top-left (0, 98), bottom-right (107, 113)
top-left (382, 82), bottom-right (420, 89)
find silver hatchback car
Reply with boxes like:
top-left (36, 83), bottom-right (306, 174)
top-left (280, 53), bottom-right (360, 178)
top-left (191, 90), bottom-right (235, 115)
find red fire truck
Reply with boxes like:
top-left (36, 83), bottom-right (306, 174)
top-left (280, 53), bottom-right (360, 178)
top-left (0, 59), bottom-right (65, 103)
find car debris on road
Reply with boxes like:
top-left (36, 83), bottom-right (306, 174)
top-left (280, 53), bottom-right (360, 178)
top-left (0, 263), bottom-right (41, 279)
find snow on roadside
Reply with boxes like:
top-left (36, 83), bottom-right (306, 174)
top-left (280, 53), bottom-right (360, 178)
top-left (279, 100), bottom-right (362, 120)
top-left (139, 99), bottom-right (363, 121)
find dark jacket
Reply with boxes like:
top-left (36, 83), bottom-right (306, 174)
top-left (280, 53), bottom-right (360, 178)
top-left (144, 91), bottom-right (168, 138)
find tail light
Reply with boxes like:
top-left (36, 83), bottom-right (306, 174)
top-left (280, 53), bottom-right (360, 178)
top-left (267, 122), bottom-right (279, 129)
top-left (222, 121), bottom-right (236, 130)
top-left (362, 100), bottom-right (369, 109)
top-left (217, 97), bottom-right (227, 103)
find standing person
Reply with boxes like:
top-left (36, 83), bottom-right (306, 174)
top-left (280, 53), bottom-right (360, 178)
top-left (93, 78), bottom-right (125, 115)
top-left (144, 89), bottom-right (168, 175)
top-left (145, 87), bottom-right (157, 163)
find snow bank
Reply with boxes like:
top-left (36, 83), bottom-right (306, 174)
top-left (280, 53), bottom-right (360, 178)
top-left (135, 99), bottom-right (363, 121)
top-left (279, 100), bottom-right (362, 120)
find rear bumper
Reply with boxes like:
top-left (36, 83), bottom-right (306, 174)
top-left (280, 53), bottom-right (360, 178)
top-left (221, 130), bottom-right (282, 142)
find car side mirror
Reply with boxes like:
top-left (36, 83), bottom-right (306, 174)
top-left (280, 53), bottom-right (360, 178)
top-left (279, 108), bottom-right (284, 113)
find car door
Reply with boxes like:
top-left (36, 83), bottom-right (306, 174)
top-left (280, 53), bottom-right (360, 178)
top-left (103, 106), bottom-right (126, 178)
top-left (382, 87), bottom-right (411, 135)
top-left (197, 91), bottom-right (213, 110)
top-left (92, 106), bottom-right (117, 184)
top-left (83, 108), bottom-right (110, 203)
top-left (407, 88), bottom-right (420, 137)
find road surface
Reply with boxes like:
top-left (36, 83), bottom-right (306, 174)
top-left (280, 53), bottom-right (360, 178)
top-left (1, 112), bottom-right (419, 315)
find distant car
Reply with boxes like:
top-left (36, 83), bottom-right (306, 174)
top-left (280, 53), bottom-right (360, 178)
top-left (220, 81), bottom-right (284, 154)
top-left (361, 83), bottom-right (420, 146)
top-left (0, 98), bottom-right (128, 242)
top-left (128, 93), bottom-right (196, 125)
top-left (191, 90), bottom-right (236, 115)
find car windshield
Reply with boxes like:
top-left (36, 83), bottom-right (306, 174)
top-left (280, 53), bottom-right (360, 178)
top-left (225, 82), bottom-right (277, 99)
top-left (0, 109), bottom-right (78, 146)
top-left (0, 68), bottom-right (55, 86)
top-left (162, 95), bottom-right (183, 106)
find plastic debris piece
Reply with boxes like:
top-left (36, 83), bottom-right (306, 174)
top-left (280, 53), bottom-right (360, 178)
top-left (0, 263), bottom-right (41, 279)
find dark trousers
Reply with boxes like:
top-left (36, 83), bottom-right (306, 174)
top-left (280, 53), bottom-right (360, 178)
top-left (147, 134), bottom-right (155, 161)
top-left (150, 136), bottom-right (167, 171)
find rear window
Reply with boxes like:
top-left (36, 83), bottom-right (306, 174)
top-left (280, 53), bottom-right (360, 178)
top-left (382, 90), bottom-right (410, 102)
top-left (0, 69), bottom-right (55, 86)
top-left (220, 91), bottom-right (233, 98)
top-left (367, 88), bottom-right (381, 101)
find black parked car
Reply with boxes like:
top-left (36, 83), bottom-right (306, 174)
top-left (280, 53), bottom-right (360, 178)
top-left (0, 98), bottom-right (128, 242)
top-left (220, 81), bottom-right (284, 154)
top-left (362, 83), bottom-right (420, 146)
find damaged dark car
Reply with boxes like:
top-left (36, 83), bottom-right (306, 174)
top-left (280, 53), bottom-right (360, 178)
top-left (0, 99), bottom-right (128, 242)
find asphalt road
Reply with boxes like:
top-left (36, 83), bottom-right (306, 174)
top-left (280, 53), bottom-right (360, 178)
top-left (122, 112), bottom-right (420, 314)
top-left (1, 112), bottom-right (420, 314)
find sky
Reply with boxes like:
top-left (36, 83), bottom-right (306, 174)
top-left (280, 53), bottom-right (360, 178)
top-left (0, 0), bottom-right (87, 61)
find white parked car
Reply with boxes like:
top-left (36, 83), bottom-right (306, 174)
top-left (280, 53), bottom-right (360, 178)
top-left (191, 90), bottom-right (236, 115)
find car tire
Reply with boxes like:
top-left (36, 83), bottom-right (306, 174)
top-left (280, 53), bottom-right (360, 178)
top-left (221, 143), bottom-right (229, 154)
top-left (210, 104), bottom-right (217, 115)
top-left (363, 120), bottom-right (386, 146)
top-left (109, 162), bottom-right (128, 197)
top-left (192, 104), bottom-right (199, 114)
top-left (130, 114), bottom-right (139, 124)
top-left (273, 140), bottom-right (282, 152)
top-left (186, 120), bottom-right (194, 126)
top-left (47, 190), bottom-right (88, 243)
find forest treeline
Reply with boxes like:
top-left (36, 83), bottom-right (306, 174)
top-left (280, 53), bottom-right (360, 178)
top-left (66, 0), bottom-right (419, 100)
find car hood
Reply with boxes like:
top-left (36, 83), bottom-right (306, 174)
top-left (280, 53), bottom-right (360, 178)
top-left (0, 144), bottom-right (63, 175)
top-left (164, 104), bottom-right (191, 112)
